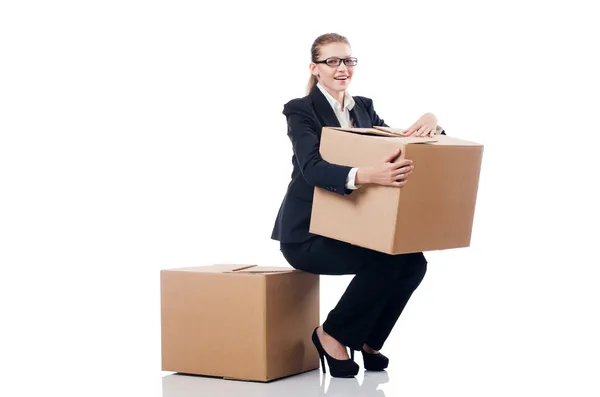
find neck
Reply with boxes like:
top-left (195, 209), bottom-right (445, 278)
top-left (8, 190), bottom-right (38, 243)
top-left (322, 85), bottom-right (345, 108)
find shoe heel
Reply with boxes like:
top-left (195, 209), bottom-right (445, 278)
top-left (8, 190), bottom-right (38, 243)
top-left (312, 327), bottom-right (359, 378)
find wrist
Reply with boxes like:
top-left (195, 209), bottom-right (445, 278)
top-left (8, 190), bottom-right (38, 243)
top-left (356, 168), bottom-right (371, 185)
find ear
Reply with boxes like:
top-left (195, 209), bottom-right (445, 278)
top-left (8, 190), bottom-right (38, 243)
top-left (309, 63), bottom-right (318, 76)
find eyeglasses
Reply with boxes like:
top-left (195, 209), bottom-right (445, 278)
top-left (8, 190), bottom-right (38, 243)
top-left (314, 57), bottom-right (358, 67)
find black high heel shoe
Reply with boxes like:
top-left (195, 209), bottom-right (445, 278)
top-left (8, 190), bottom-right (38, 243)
top-left (350, 347), bottom-right (389, 371)
top-left (311, 327), bottom-right (359, 378)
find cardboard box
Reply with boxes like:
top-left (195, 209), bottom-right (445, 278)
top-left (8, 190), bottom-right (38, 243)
top-left (309, 126), bottom-right (483, 255)
top-left (160, 264), bottom-right (320, 382)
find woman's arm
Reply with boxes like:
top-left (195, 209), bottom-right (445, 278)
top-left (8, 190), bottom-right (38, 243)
top-left (284, 99), bottom-right (353, 195)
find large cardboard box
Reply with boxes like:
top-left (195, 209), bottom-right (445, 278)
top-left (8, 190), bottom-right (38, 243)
top-left (161, 264), bottom-right (320, 382)
top-left (309, 126), bottom-right (484, 255)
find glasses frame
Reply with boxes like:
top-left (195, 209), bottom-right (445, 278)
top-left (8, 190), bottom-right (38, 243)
top-left (314, 57), bottom-right (358, 67)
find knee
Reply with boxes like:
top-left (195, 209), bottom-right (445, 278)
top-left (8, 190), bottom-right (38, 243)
top-left (412, 258), bottom-right (427, 284)
top-left (369, 252), bottom-right (427, 282)
top-left (400, 253), bottom-right (427, 283)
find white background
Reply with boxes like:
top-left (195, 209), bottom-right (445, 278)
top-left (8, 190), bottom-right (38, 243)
top-left (1, 0), bottom-right (599, 396)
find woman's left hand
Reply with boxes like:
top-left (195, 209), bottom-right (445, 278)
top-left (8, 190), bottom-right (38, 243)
top-left (403, 113), bottom-right (438, 137)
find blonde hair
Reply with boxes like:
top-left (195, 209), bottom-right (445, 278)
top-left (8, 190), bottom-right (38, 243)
top-left (306, 33), bottom-right (350, 95)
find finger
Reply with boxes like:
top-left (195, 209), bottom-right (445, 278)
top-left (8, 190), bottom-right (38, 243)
top-left (414, 124), bottom-right (427, 136)
top-left (392, 165), bottom-right (413, 177)
top-left (392, 171), bottom-right (407, 181)
top-left (395, 172), bottom-right (412, 182)
top-left (391, 159), bottom-right (413, 169)
top-left (416, 125), bottom-right (428, 137)
top-left (392, 168), bottom-right (407, 178)
top-left (383, 148), bottom-right (401, 163)
top-left (392, 179), bottom-right (409, 187)
top-left (403, 123), bottom-right (418, 136)
top-left (395, 170), bottom-right (413, 181)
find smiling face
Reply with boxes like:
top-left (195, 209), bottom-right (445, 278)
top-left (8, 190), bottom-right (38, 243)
top-left (310, 42), bottom-right (355, 96)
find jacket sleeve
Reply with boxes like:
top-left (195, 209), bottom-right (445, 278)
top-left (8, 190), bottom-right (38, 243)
top-left (283, 99), bottom-right (353, 195)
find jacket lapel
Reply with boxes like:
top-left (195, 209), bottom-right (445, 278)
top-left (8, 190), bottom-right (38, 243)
top-left (309, 85), bottom-right (341, 128)
top-left (309, 84), bottom-right (372, 128)
top-left (349, 101), bottom-right (370, 128)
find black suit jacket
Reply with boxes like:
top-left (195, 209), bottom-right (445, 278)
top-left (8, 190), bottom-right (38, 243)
top-left (271, 85), bottom-right (389, 244)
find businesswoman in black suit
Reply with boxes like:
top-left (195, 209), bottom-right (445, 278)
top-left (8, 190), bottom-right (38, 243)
top-left (271, 33), bottom-right (442, 378)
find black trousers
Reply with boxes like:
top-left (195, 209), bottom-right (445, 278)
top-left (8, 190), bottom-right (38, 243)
top-left (280, 236), bottom-right (427, 352)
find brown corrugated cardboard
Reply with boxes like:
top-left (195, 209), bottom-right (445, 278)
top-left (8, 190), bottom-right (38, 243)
top-left (161, 264), bottom-right (320, 382)
top-left (309, 127), bottom-right (483, 255)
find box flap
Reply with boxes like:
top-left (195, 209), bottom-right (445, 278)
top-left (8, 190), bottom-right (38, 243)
top-left (372, 126), bottom-right (408, 135)
top-left (165, 264), bottom-right (295, 274)
top-left (330, 127), bottom-right (398, 137)
top-left (330, 127), bottom-right (437, 143)
top-left (165, 264), bottom-right (255, 273)
top-left (231, 266), bottom-right (295, 274)
top-left (374, 125), bottom-right (445, 136)
top-left (373, 127), bottom-right (438, 143)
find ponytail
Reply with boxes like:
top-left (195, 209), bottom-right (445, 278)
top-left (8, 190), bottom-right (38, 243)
top-left (306, 74), bottom-right (318, 96)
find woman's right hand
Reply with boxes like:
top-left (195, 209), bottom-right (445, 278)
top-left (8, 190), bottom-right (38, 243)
top-left (355, 148), bottom-right (414, 187)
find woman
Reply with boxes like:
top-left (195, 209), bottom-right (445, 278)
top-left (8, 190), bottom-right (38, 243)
top-left (271, 33), bottom-right (442, 378)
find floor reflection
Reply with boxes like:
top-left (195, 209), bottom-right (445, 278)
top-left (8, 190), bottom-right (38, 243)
top-left (162, 369), bottom-right (389, 397)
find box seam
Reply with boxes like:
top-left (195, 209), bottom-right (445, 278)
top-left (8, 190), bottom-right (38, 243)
top-left (390, 144), bottom-right (407, 252)
top-left (262, 276), bottom-right (269, 380)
